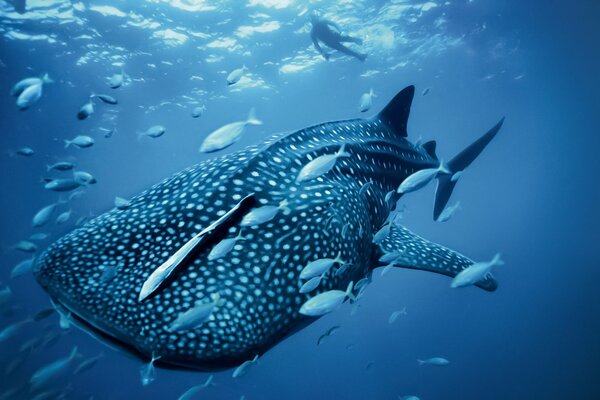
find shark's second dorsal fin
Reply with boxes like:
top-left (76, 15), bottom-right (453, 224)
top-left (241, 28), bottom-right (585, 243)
top-left (376, 224), bottom-right (497, 291)
top-left (422, 140), bottom-right (437, 159)
top-left (376, 85), bottom-right (414, 137)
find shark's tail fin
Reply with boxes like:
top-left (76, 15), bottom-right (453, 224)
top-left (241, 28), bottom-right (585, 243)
top-left (433, 118), bottom-right (504, 221)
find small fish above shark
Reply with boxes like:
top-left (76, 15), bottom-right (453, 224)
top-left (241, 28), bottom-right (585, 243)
top-left (34, 85), bottom-right (503, 371)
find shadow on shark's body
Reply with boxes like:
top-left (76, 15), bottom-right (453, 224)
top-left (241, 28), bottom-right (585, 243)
top-left (34, 85), bottom-right (502, 370)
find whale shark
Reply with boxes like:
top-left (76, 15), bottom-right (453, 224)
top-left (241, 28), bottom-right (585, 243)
top-left (34, 85), bottom-right (503, 370)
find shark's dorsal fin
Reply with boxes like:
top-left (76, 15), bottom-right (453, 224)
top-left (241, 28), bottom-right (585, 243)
top-left (376, 85), bottom-right (414, 137)
top-left (422, 140), bottom-right (437, 159)
top-left (376, 224), bottom-right (497, 291)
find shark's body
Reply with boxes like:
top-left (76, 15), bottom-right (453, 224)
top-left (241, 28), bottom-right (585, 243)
top-left (34, 86), bottom-right (501, 370)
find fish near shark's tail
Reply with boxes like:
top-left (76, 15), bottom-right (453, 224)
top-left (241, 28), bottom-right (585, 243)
top-left (433, 118), bottom-right (505, 221)
top-left (246, 108), bottom-right (262, 126)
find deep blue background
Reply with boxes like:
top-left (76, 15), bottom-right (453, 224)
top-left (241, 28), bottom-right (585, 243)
top-left (0, 0), bottom-right (599, 399)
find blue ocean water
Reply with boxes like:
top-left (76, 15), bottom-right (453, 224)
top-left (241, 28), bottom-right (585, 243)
top-left (1, 0), bottom-right (599, 399)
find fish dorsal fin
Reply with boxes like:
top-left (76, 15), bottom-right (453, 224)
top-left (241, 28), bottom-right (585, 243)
top-left (375, 224), bottom-right (497, 291)
top-left (376, 85), bottom-right (414, 137)
top-left (422, 140), bottom-right (437, 159)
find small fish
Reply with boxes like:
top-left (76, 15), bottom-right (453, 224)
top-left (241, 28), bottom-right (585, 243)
top-left (55, 209), bottom-right (73, 224)
top-left (232, 354), bottom-right (258, 378)
top-left (138, 125), bottom-right (166, 139)
top-left (33, 308), bottom-right (55, 321)
top-left (64, 135), bottom-right (95, 149)
top-left (359, 88), bottom-right (375, 112)
top-left (100, 127), bottom-right (117, 138)
top-left (30, 232), bottom-right (49, 241)
top-left (177, 375), bottom-right (215, 400)
top-left (388, 307), bottom-right (407, 324)
top-left (240, 199), bottom-right (288, 227)
top-left (354, 277), bottom-right (370, 293)
top-left (15, 147), bottom-right (34, 156)
top-left (299, 276), bottom-right (321, 293)
top-left (11, 258), bottom-right (35, 278)
top-left (358, 180), bottom-right (372, 197)
top-left (114, 196), bottom-right (131, 210)
top-left (139, 354), bottom-right (160, 386)
top-left (11, 74), bottom-right (51, 97)
top-left (200, 109), bottom-right (262, 153)
top-left (74, 353), bottom-right (104, 375)
top-left (191, 105), bottom-right (206, 118)
top-left (207, 231), bottom-right (246, 261)
top-left (296, 144), bottom-right (350, 183)
top-left (47, 162), bottom-right (74, 171)
top-left (300, 252), bottom-right (345, 280)
top-left (451, 253), bottom-right (503, 288)
top-left (77, 99), bottom-right (94, 120)
top-left (299, 281), bottom-right (355, 317)
top-left (379, 251), bottom-right (400, 264)
top-left (0, 319), bottom-right (32, 342)
top-left (341, 223), bottom-right (350, 239)
top-left (19, 336), bottom-right (44, 353)
top-left (32, 203), bottom-right (59, 227)
top-left (14, 240), bottom-right (37, 253)
top-left (59, 311), bottom-right (72, 330)
top-left (380, 263), bottom-right (395, 277)
top-left (417, 357), bottom-right (449, 366)
top-left (335, 262), bottom-right (350, 277)
top-left (68, 190), bottom-right (87, 201)
top-left (365, 361), bottom-right (375, 371)
top-left (0, 286), bottom-right (12, 307)
top-left (316, 325), bottom-right (340, 345)
top-left (73, 170), bottom-right (97, 185)
top-left (100, 263), bottom-right (123, 283)
top-left (14, 73), bottom-right (52, 110)
top-left (108, 70), bottom-right (124, 89)
top-left (44, 179), bottom-right (81, 192)
top-left (422, 87), bottom-right (430, 96)
top-left (92, 93), bottom-right (118, 104)
top-left (437, 201), bottom-right (461, 222)
top-left (167, 293), bottom-right (224, 332)
top-left (372, 223), bottom-right (391, 244)
top-left (400, 395), bottom-right (420, 400)
top-left (29, 347), bottom-right (79, 391)
top-left (397, 163), bottom-right (449, 194)
top-left (226, 65), bottom-right (247, 86)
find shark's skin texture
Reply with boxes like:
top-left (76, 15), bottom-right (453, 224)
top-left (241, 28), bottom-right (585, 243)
top-left (34, 86), bottom-right (499, 370)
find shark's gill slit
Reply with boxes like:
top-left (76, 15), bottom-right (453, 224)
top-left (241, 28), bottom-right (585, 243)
top-left (138, 193), bottom-right (257, 302)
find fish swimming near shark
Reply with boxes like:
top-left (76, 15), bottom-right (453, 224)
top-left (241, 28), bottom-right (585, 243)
top-left (34, 85), bottom-right (503, 371)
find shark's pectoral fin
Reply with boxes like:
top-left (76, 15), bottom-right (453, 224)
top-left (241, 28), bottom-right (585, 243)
top-left (377, 225), bottom-right (497, 291)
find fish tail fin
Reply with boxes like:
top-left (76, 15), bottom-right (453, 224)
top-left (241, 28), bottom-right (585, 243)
top-left (433, 118), bottom-right (504, 221)
top-left (42, 73), bottom-right (53, 84)
top-left (491, 253), bottom-right (504, 266)
top-left (336, 143), bottom-right (350, 158)
top-left (64, 140), bottom-right (72, 148)
top-left (417, 359), bottom-right (425, 366)
top-left (345, 281), bottom-right (356, 302)
top-left (246, 108), bottom-right (262, 126)
top-left (69, 346), bottom-right (79, 360)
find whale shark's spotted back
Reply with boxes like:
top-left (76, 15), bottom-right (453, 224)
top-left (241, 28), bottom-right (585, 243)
top-left (35, 86), bottom-right (500, 369)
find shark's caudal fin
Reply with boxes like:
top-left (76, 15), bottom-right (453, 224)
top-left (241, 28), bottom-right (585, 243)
top-left (375, 85), bottom-right (414, 137)
top-left (378, 225), bottom-right (497, 291)
top-left (433, 118), bottom-right (504, 221)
